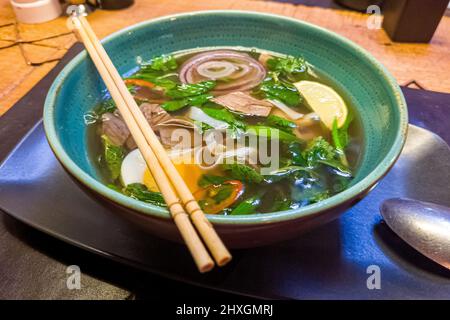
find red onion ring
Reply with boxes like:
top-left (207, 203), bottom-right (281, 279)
top-left (179, 50), bottom-right (266, 92)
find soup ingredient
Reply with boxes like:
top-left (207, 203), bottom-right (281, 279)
top-left (199, 145), bottom-right (258, 171)
top-left (268, 166), bottom-right (314, 182)
top-left (122, 148), bottom-right (204, 192)
top-left (83, 100), bottom-right (116, 124)
top-left (188, 106), bottom-right (229, 130)
top-left (166, 81), bottom-right (216, 99)
top-left (230, 192), bottom-right (264, 215)
top-left (332, 113), bottom-right (353, 167)
top-left (201, 106), bottom-right (246, 136)
top-left (258, 74), bottom-right (301, 107)
top-left (222, 163), bottom-right (264, 184)
top-left (101, 112), bottom-right (130, 147)
top-left (266, 55), bottom-right (308, 82)
top-left (198, 174), bottom-right (229, 188)
top-left (102, 103), bottom-right (173, 149)
top-left (120, 149), bottom-right (147, 186)
top-left (197, 61), bottom-right (238, 79)
top-left (285, 141), bottom-right (307, 166)
top-left (194, 180), bottom-right (243, 214)
top-left (303, 136), bottom-right (335, 166)
top-left (161, 94), bottom-right (212, 112)
top-left (155, 118), bottom-right (201, 148)
top-left (140, 103), bottom-right (172, 127)
top-left (269, 188), bottom-right (293, 211)
top-left (266, 99), bottom-right (304, 120)
top-left (101, 135), bottom-right (125, 180)
top-left (245, 125), bottom-right (298, 142)
top-left (124, 78), bottom-right (155, 90)
top-left (128, 54), bottom-right (178, 89)
top-left (293, 80), bottom-right (348, 129)
top-left (98, 100), bottom-right (117, 115)
top-left (303, 137), bottom-right (351, 176)
top-left (123, 183), bottom-right (166, 207)
top-left (264, 114), bottom-right (297, 134)
top-left (148, 161), bottom-right (205, 193)
top-left (257, 52), bottom-right (272, 66)
top-left (291, 113), bottom-right (324, 141)
top-left (142, 54), bottom-right (177, 72)
top-left (211, 91), bottom-right (272, 117)
top-left (179, 50), bottom-right (266, 92)
top-left (161, 81), bottom-right (216, 111)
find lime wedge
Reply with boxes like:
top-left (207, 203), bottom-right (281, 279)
top-left (294, 80), bottom-right (348, 129)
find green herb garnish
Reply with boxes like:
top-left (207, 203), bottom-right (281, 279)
top-left (161, 93), bottom-right (212, 111)
top-left (266, 55), bottom-right (308, 82)
top-left (165, 81), bottom-right (216, 99)
top-left (265, 114), bottom-right (297, 134)
top-left (101, 135), bottom-right (125, 180)
top-left (245, 125), bottom-right (298, 142)
top-left (222, 163), bottom-right (264, 184)
top-left (230, 192), bottom-right (264, 215)
top-left (258, 77), bottom-right (301, 107)
top-left (123, 183), bottom-right (167, 207)
top-left (198, 174), bottom-right (229, 188)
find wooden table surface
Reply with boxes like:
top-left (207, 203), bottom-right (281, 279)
top-left (0, 0), bottom-right (449, 116)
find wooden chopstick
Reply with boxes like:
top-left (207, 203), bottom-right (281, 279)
top-left (77, 15), bottom-right (232, 267)
top-left (68, 16), bottom-right (215, 273)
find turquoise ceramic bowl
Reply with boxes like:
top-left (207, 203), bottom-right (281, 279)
top-left (44, 11), bottom-right (407, 248)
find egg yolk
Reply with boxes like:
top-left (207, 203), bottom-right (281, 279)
top-left (143, 162), bottom-right (205, 193)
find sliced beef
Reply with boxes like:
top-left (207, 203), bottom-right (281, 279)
top-left (140, 103), bottom-right (172, 127)
top-left (101, 103), bottom-right (172, 149)
top-left (101, 112), bottom-right (130, 146)
top-left (211, 91), bottom-right (272, 117)
top-left (155, 119), bottom-right (202, 149)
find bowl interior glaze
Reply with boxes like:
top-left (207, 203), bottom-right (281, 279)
top-left (44, 11), bottom-right (407, 225)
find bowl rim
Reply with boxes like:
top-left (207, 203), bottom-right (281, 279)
top-left (43, 10), bottom-right (408, 225)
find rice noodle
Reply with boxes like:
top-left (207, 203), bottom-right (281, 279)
top-left (187, 107), bottom-right (229, 129)
top-left (267, 99), bottom-right (304, 120)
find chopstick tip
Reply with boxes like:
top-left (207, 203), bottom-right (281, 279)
top-left (199, 261), bottom-right (215, 273)
top-left (217, 255), bottom-right (232, 267)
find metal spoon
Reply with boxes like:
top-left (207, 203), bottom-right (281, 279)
top-left (381, 198), bottom-right (450, 270)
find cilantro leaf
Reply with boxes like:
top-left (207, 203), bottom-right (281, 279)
top-left (266, 55), bottom-right (308, 81)
top-left (123, 183), bottom-right (166, 207)
top-left (302, 137), bottom-right (336, 166)
top-left (141, 54), bottom-right (177, 72)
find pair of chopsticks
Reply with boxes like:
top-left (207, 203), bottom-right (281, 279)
top-left (67, 10), bottom-right (231, 273)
